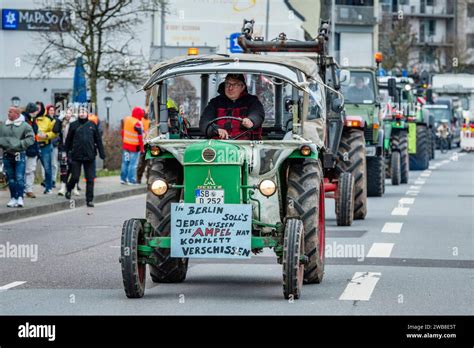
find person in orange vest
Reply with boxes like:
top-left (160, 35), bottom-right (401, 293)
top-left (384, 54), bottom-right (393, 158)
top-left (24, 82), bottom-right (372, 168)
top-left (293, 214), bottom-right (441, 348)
top-left (136, 111), bottom-right (150, 184)
top-left (120, 107), bottom-right (145, 185)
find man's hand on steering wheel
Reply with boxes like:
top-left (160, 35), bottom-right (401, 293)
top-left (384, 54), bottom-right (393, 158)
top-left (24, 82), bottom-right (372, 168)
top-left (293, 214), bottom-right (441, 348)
top-left (205, 116), bottom-right (254, 140)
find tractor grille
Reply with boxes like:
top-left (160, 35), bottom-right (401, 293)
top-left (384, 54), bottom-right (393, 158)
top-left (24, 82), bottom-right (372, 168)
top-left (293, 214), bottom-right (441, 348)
top-left (202, 148), bottom-right (216, 162)
top-left (364, 127), bottom-right (374, 143)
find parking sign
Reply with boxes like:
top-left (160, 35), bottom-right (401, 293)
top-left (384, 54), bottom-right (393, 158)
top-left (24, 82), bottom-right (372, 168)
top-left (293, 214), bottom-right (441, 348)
top-left (229, 33), bottom-right (243, 53)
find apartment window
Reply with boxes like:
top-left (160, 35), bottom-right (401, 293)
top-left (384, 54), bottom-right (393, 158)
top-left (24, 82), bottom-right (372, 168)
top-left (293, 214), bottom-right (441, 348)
top-left (428, 20), bottom-right (436, 36)
top-left (419, 49), bottom-right (435, 63)
top-left (468, 34), bottom-right (474, 49)
top-left (468, 4), bottom-right (474, 17)
top-left (426, 0), bottom-right (434, 6)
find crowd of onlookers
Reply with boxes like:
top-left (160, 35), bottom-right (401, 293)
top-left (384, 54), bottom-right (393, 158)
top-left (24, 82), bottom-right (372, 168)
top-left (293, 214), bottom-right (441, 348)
top-left (1, 101), bottom-right (149, 209)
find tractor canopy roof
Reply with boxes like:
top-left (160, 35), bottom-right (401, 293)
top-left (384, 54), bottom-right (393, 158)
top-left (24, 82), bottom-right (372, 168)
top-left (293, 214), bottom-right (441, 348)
top-left (143, 54), bottom-right (321, 91)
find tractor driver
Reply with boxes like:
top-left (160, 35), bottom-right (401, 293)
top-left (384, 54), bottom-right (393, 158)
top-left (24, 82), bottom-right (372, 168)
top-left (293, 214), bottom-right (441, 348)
top-left (347, 75), bottom-right (374, 102)
top-left (199, 74), bottom-right (265, 140)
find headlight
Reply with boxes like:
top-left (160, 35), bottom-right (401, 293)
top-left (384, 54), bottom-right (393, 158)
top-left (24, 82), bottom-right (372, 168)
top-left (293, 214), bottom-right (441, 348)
top-left (258, 179), bottom-right (277, 197)
top-left (300, 145), bottom-right (312, 156)
top-left (404, 84), bottom-right (411, 91)
top-left (150, 146), bottom-right (161, 156)
top-left (151, 179), bottom-right (168, 196)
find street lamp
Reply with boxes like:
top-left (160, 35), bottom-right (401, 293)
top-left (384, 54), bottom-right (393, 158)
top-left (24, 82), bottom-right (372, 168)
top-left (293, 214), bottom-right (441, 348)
top-left (11, 96), bottom-right (20, 107)
top-left (104, 96), bottom-right (113, 126)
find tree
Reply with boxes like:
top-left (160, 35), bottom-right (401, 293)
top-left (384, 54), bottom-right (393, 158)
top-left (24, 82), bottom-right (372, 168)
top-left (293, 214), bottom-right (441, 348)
top-left (29, 0), bottom-right (166, 107)
top-left (379, 17), bottom-right (417, 71)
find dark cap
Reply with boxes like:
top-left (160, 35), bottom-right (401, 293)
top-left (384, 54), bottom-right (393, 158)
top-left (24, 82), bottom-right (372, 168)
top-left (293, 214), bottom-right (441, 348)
top-left (25, 102), bottom-right (38, 114)
top-left (225, 73), bottom-right (246, 85)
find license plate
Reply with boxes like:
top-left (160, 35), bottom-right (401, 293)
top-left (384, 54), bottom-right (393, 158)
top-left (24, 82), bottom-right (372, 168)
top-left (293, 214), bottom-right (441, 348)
top-left (195, 189), bottom-right (224, 204)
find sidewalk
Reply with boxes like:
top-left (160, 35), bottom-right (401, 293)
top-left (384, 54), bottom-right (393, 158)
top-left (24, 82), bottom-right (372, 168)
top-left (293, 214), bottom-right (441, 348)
top-left (0, 176), bottom-right (146, 223)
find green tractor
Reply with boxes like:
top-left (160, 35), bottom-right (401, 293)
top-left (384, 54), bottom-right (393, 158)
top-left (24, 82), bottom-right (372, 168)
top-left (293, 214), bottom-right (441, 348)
top-left (120, 22), bottom-right (343, 300)
top-left (340, 68), bottom-right (384, 198)
top-left (378, 76), bottom-right (410, 185)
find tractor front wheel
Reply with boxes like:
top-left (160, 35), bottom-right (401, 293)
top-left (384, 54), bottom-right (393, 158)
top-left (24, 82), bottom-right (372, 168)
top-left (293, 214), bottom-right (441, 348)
top-left (366, 156), bottom-right (385, 197)
top-left (335, 172), bottom-right (354, 226)
top-left (282, 218), bottom-right (305, 300)
top-left (409, 125), bottom-right (430, 170)
top-left (286, 159), bottom-right (325, 284)
top-left (146, 159), bottom-right (188, 283)
top-left (391, 151), bottom-right (401, 186)
top-left (120, 218), bottom-right (146, 298)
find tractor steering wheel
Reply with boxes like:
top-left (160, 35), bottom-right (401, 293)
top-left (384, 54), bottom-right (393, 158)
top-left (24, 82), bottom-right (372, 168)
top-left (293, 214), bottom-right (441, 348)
top-left (205, 116), bottom-right (253, 140)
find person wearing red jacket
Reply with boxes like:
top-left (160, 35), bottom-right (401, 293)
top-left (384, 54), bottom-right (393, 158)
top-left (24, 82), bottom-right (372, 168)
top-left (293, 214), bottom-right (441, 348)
top-left (120, 107), bottom-right (145, 185)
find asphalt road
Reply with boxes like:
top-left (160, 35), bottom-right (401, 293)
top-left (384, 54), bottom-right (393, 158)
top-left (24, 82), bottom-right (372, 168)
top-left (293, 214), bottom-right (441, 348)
top-left (0, 150), bottom-right (472, 315)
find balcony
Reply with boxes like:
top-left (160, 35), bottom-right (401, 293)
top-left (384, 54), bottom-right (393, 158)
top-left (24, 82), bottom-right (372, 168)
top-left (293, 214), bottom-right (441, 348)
top-left (335, 5), bottom-right (377, 26)
top-left (392, 5), bottom-right (454, 19)
top-left (415, 35), bottom-right (453, 47)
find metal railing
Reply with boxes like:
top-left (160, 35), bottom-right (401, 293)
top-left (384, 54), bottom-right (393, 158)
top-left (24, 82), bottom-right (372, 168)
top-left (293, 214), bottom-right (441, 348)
top-left (335, 5), bottom-right (376, 26)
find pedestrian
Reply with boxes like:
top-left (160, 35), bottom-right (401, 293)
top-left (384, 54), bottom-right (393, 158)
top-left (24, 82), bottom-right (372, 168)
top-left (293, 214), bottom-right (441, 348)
top-left (47, 104), bottom-right (60, 188)
top-left (53, 106), bottom-right (77, 196)
top-left (35, 101), bottom-right (57, 194)
top-left (136, 110), bottom-right (150, 184)
top-left (65, 106), bottom-right (105, 207)
top-left (22, 102), bottom-right (40, 198)
top-left (0, 107), bottom-right (35, 208)
top-left (121, 107), bottom-right (145, 185)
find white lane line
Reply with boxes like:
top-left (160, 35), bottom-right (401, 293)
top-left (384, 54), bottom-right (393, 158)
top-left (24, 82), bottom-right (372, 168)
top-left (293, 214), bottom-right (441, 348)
top-left (109, 245), bottom-right (121, 248)
top-left (406, 191), bottom-right (419, 196)
top-left (414, 180), bottom-right (426, 185)
top-left (429, 166), bottom-right (436, 170)
top-left (458, 153), bottom-right (466, 157)
top-left (391, 207), bottom-right (410, 215)
top-left (381, 222), bottom-right (403, 234)
top-left (339, 272), bottom-right (381, 301)
top-left (409, 186), bottom-right (421, 190)
top-left (399, 197), bottom-right (415, 205)
top-left (0, 281), bottom-right (27, 290)
top-left (420, 172), bottom-right (431, 177)
top-left (366, 243), bottom-right (394, 258)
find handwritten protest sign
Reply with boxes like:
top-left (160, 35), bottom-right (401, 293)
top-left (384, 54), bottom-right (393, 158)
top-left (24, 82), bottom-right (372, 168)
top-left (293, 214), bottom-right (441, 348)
top-left (171, 203), bottom-right (252, 259)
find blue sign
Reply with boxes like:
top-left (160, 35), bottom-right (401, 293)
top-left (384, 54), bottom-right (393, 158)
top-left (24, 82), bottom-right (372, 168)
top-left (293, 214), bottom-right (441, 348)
top-left (229, 32), bottom-right (243, 53)
top-left (2, 9), bottom-right (19, 30)
top-left (171, 203), bottom-right (252, 259)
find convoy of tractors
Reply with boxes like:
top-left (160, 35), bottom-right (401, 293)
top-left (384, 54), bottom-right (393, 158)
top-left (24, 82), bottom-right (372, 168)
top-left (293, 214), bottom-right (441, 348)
top-left (119, 19), bottom-right (467, 300)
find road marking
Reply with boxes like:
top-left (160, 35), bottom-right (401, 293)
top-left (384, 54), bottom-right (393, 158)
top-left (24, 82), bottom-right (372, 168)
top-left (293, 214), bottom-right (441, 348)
top-left (381, 222), bottom-right (403, 234)
top-left (0, 281), bottom-right (26, 291)
top-left (339, 272), bottom-right (381, 301)
top-left (414, 180), bottom-right (426, 185)
top-left (367, 243), bottom-right (394, 258)
top-left (406, 191), bottom-right (419, 196)
top-left (441, 160), bottom-right (450, 164)
top-left (409, 186), bottom-right (421, 190)
top-left (458, 153), bottom-right (466, 157)
top-left (420, 172), bottom-right (431, 177)
top-left (391, 207), bottom-right (409, 215)
top-left (399, 198), bottom-right (415, 205)
top-left (429, 166), bottom-right (437, 170)
top-left (109, 245), bottom-right (121, 248)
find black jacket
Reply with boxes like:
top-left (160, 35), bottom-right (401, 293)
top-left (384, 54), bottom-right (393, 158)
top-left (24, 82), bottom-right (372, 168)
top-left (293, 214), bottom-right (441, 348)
top-left (65, 119), bottom-right (105, 161)
top-left (23, 112), bottom-right (40, 157)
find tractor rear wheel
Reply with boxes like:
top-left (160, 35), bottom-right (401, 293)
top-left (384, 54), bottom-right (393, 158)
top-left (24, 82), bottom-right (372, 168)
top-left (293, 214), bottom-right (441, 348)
top-left (409, 125), bottom-right (430, 170)
top-left (282, 218), bottom-right (305, 299)
top-left (287, 159), bottom-right (325, 284)
top-left (335, 172), bottom-right (354, 226)
top-left (366, 156), bottom-right (385, 197)
top-left (391, 151), bottom-right (401, 186)
top-left (121, 218), bottom-right (146, 298)
top-left (146, 159), bottom-right (188, 283)
top-left (336, 128), bottom-right (367, 220)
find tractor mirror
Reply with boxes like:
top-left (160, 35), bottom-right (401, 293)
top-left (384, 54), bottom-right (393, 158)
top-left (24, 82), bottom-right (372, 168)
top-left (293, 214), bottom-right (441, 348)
top-left (388, 78), bottom-right (397, 97)
top-left (339, 70), bottom-right (350, 86)
top-left (331, 95), bottom-right (344, 113)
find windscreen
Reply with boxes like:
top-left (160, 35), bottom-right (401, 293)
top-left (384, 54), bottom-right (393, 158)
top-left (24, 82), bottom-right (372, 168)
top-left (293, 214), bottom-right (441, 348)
top-left (341, 71), bottom-right (376, 104)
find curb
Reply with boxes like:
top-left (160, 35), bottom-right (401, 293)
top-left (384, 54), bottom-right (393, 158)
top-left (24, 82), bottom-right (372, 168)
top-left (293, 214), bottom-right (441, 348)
top-left (0, 187), bottom-right (146, 223)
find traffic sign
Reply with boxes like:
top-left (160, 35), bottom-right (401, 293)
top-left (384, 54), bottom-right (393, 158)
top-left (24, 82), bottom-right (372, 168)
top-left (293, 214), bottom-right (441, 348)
top-left (229, 33), bottom-right (243, 53)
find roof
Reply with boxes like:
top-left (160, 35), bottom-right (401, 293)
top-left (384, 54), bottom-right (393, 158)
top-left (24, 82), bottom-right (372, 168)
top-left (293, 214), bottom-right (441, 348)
top-left (145, 53), bottom-right (319, 90)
